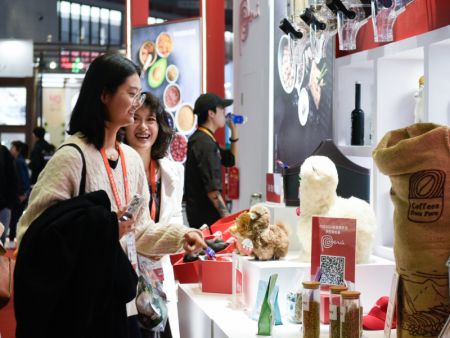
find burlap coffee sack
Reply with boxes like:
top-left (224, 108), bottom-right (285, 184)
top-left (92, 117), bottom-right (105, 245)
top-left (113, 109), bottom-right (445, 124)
top-left (373, 123), bottom-right (450, 338)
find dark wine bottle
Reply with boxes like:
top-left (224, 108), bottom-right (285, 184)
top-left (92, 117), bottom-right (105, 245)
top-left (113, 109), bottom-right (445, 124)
top-left (351, 82), bottom-right (364, 145)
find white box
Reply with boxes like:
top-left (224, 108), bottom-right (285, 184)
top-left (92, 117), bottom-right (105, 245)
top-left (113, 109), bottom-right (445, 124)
top-left (263, 202), bottom-right (301, 251)
top-left (240, 253), bottom-right (395, 319)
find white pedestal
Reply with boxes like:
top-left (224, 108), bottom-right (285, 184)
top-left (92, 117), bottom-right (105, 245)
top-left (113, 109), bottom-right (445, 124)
top-left (240, 253), bottom-right (395, 317)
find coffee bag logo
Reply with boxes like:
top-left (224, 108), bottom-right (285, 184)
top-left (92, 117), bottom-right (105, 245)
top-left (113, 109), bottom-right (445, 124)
top-left (408, 170), bottom-right (445, 223)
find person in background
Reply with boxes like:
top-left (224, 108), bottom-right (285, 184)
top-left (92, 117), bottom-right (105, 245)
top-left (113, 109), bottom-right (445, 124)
top-left (184, 93), bottom-right (239, 229)
top-left (0, 144), bottom-right (19, 246)
top-left (28, 126), bottom-right (55, 185)
top-left (123, 92), bottom-right (180, 338)
top-left (7, 141), bottom-right (30, 249)
top-left (16, 53), bottom-right (205, 338)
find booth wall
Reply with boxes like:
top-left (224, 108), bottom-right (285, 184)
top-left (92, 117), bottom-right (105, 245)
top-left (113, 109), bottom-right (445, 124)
top-left (232, 0), bottom-right (272, 211)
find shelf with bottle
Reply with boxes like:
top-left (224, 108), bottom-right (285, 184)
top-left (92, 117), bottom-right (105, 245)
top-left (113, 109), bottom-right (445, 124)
top-left (333, 24), bottom-right (450, 259)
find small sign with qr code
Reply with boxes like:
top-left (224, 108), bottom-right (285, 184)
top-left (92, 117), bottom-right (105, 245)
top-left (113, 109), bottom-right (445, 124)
top-left (311, 216), bottom-right (356, 284)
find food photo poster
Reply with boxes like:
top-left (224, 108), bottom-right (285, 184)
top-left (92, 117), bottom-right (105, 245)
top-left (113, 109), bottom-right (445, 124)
top-left (273, 1), bottom-right (333, 171)
top-left (131, 18), bottom-right (202, 163)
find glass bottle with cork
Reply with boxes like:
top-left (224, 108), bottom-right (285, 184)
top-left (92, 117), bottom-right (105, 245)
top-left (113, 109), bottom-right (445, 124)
top-left (340, 291), bottom-right (361, 338)
top-left (302, 281), bottom-right (320, 338)
top-left (329, 285), bottom-right (348, 338)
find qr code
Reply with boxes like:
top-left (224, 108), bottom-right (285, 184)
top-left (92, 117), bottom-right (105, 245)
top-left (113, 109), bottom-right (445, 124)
top-left (320, 255), bottom-right (345, 285)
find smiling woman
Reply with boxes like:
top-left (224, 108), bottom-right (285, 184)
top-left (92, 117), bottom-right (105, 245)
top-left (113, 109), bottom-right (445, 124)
top-left (14, 53), bottom-right (206, 338)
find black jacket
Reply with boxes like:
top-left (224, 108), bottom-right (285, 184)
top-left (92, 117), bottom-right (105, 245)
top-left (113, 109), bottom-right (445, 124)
top-left (0, 145), bottom-right (19, 209)
top-left (29, 139), bottom-right (55, 184)
top-left (14, 190), bottom-right (138, 338)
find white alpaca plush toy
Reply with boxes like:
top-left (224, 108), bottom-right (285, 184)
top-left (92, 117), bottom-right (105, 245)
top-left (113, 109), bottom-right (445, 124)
top-left (298, 155), bottom-right (376, 264)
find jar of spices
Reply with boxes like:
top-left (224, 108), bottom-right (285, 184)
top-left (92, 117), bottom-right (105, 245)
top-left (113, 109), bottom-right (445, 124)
top-left (329, 285), bottom-right (348, 338)
top-left (302, 281), bottom-right (320, 338)
top-left (340, 291), bottom-right (361, 338)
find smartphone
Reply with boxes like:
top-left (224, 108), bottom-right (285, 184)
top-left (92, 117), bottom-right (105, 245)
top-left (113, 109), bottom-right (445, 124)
top-left (120, 194), bottom-right (145, 222)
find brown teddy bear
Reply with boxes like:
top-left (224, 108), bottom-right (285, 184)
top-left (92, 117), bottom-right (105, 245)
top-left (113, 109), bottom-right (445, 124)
top-left (231, 205), bottom-right (289, 260)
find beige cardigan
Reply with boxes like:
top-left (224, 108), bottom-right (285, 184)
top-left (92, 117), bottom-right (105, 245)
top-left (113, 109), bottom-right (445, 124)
top-left (17, 134), bottom-right (191, 256)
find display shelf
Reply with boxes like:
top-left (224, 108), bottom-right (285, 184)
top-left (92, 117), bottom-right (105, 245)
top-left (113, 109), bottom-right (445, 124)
top-left (333, 25), bottom-right (450, 252)
top-left (177, 283), bottom-right (396, 338)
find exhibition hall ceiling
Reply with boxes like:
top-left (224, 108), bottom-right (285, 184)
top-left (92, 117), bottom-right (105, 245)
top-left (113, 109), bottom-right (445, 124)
top-left (149, 0), bottom-right (233, 31)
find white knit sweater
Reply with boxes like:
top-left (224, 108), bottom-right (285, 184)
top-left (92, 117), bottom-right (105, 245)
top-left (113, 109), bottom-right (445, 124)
top-left (17, 133), bottom-right (190, 256)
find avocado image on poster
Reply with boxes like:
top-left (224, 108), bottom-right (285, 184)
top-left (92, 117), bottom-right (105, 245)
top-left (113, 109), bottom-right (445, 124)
top-left (148, 58), bottom-right (168, 89)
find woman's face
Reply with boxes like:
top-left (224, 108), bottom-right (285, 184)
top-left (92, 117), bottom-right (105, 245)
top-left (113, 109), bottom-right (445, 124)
top-left (102, 73), bottom-right (143, 128)
top-left (10, 145), bottom-right (19, 158)
top-left (125, 106), bottom-right (159, 153)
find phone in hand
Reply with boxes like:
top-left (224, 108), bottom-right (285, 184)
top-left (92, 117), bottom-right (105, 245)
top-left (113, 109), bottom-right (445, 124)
top-left (120, 194), bottom-right (145, 222)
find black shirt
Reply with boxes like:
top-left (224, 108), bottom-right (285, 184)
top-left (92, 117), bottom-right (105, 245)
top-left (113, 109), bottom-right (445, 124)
top-left (184, 129), bottom-right (235, 229)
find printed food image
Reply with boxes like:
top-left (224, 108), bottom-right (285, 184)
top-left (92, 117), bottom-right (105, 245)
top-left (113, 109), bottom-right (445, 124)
top-left (164, 84), bottom-right (181, 110)
top-left (277, 35), bottom-right (296, 94)
top-left (156, 32), bottom-right (173, 58)
top-left (170, 133), bottom-right (188, 162)
top-left (166, 64), bottom-right (179, 83)
top-left (176, 104), bottom-right (196, 134)
top-left (309, 61), bottom-right (327, 110)
top-left (139, 41), bottom-right (157, 69)
top-left (148, 58), bottom-right (168, 89)
top-left (282, 46), bottom-right (295, 89)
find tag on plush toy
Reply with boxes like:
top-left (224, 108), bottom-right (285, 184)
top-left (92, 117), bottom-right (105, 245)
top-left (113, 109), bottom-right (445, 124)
top-left (311, 216), bottom-right (356, 285)
top-left (257, 274), bottom-right (279, 336)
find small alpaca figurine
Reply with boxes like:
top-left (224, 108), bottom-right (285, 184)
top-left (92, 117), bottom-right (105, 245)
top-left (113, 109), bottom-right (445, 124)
top-left (232, 204), bottom-right (289, 260)
top-left (298, 156), bottom-right (376, 264)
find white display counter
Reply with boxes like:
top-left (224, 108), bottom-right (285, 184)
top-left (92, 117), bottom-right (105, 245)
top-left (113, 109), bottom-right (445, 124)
top-left (177, 283), bottom-right (396, 338)
top-left (240, 253), bottom-right (396, 317)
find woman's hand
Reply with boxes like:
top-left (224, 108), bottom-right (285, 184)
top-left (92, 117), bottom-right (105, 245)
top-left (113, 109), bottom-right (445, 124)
top-left (183, 231), bottom-right (206, 254)
top-left (117, 207), bottom-right (135, 239)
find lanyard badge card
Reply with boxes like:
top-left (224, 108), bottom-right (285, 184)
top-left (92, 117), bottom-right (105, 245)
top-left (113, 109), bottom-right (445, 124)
top-left (121, 194), bottom-right (145, 273)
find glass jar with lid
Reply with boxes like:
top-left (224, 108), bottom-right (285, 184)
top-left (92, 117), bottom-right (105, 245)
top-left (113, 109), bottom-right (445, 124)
top-left (329, 285), bottom-right (348, 338)
top-left (302, 281), bottom-right (320, 338)
top-left (340, 291), bottom-right (361, 338)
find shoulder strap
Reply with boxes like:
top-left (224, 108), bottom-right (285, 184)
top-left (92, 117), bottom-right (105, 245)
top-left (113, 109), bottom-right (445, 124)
top-left (57, 143), bottom-right (86, 195)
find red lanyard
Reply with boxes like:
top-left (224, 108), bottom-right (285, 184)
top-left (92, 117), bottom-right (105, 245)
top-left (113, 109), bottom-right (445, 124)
top-left (149, 159), bottom-right (157, 221)
top-left (198, 126), bottom-right (217, 143)
top-left (100, 143), bottom-right (130, 210)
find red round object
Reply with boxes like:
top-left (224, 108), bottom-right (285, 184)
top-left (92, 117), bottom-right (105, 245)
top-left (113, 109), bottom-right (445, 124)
top-left (170, 133), bottom-right (187, 162)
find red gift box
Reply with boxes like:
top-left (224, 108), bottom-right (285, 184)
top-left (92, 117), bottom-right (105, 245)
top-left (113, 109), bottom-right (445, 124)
top-left (169, 252), bottom-right (184, 266)
top-left (173, 257), bottom-right (200, 284)
top-left (199, 255), bottom-right (233, 294)
top-left (201, 210), bottom-right (248, 237)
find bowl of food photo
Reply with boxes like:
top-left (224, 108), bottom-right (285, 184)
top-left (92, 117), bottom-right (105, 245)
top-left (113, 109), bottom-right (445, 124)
top-left (156, 32), bottom-right (173, 58)
top-left (175, 103), bottom-right (197, 135)
top-left (163, 83), bottom-right (182, 112)
top-left (169, 132), bottom-right (188, 163)
top-left (277, 35), bottom-right (296, 94)
top-left (166, 64), bottom-right (179, 83)
top-left (139, 40), bottom-right (157, 70)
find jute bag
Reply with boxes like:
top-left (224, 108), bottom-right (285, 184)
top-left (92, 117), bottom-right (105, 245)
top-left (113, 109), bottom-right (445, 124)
top-left (373, 123), bottom-right (450, 338)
